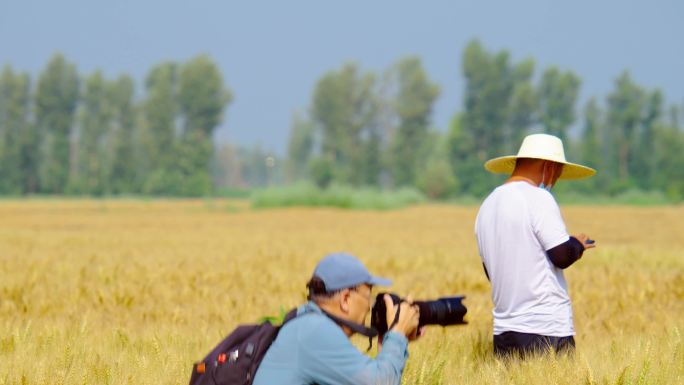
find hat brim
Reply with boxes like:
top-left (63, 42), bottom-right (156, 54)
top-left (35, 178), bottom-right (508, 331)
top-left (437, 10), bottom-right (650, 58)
top-left (368, 276), bottom-right (392, 287)
top-left (484, 156), bottom-right (596, 180)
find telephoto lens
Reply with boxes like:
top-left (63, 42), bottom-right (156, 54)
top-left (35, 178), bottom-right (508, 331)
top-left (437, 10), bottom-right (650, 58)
top-left (370, 293), bottom-right (467, 338)
top-left (415, 296), bottom-right (467, 326)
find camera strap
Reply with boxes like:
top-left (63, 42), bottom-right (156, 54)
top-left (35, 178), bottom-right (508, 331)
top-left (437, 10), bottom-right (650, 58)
top-left (388, 302), bottom-right (402, 332)
top-left (320, 309), bottom-right (379, 351)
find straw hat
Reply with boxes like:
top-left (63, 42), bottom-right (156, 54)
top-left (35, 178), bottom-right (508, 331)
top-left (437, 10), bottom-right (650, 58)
top-left (484, 134), bottom-right (596, 180)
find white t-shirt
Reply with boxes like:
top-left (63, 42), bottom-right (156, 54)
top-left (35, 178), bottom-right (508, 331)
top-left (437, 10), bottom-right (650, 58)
top-left (475, 181), bottom-right (574, 336)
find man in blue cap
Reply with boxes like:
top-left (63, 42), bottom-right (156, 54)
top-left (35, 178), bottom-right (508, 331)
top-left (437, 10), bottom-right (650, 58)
top-left (253, 252), bottom-right (420, 385)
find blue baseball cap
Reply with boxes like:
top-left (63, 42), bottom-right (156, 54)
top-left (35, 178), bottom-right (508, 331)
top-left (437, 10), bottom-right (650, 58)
top-left (313, 252), bottom-right (392, 292)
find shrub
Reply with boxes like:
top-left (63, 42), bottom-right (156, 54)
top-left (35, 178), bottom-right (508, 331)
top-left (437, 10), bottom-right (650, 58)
top-left (251, 183), bottom-right (425, 210)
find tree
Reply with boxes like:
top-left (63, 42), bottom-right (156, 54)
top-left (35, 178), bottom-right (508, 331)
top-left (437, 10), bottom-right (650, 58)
top-left (0, 66), bottom-right (31, 194)
top-left (606, 71), bottom-right (646, 185)
top-left (452, 40), bottom-right (526, 196)
top-left (178, 55), bottom-right (231, 138)
top-left (285, 112), bottom-right (314, 182)
top-left (213, 143), bottom-right (245, 189)
top-left (447, 113), bottom-right (488, 195)
top-left (73, 71), bottom-right (112, 194)
top-left (359, 122), bottom-right (382, 186)
top-left (35, 53), bottom-right (79, 193)
top-left (633, 90), bottom-right (662, 188)
top-left (668, 105), bottom-right (681, 130)
top-left (176, 55), bottom-right (232, 195)
top-left (580, 98), bottom-right (602, 169)
top-left (141, 62), bottom-right (178, 193)
top-left (310, 63), bottom-right (378, 186)
top-left (575, 98), bottom-right (604, 192)
top-left (239, 145), bottom-right (269, 187)
top-left (538, 67), bottom-right (581, 142)
top-left (172, 130), bottom-right (214, 196)
top-left (142, 62), bottom-right (178, 170)
top-left (416, 132), bottom-right (456, 199)
top-left (653, 113), bottom-right (684, 201)
top-left (507, 59), bottom-right (537, 153)
top-left (461, 40), bottom-right (514, 159)
top-left (309, 156), bottom-right (335, 189)
top-left (389, 57), bottom-right (440, 187)
top-left (108, 75), bottom-right (138, 194)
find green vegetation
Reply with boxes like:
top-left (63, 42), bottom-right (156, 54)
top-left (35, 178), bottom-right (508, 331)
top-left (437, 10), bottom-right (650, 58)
top-left (1, 40), bottom-right (683, 202)
top-left (555, 189), bottom-right (674, 206)
top-left (0, 54), bottom-right (230, 197)
top-left (251, 183), bottom-right (425, 210)
top-left (285, 41), bottom-right (684, 202)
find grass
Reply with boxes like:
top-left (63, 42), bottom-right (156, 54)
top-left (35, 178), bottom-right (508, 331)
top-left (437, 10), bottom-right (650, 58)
top-left (250, 183), bottom-right (426, 210)
top-left (555, 189), bottom-right (675, 206)
top-left (250, 184), bottom-right (679, 210)
top-left (0, 200), bottom-right (682, 384)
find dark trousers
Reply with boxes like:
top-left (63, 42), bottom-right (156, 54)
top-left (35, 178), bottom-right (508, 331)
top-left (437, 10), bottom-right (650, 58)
top-left (493, 331), bottom-right (575, 358)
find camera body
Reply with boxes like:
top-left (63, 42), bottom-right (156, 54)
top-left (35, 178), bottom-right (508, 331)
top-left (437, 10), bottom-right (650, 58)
top-left (370, 293), bottom-right (467, 338)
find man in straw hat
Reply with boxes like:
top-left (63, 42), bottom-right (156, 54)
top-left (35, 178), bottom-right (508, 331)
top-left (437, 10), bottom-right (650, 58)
top-left (475, 133), bottom-right (596, 358)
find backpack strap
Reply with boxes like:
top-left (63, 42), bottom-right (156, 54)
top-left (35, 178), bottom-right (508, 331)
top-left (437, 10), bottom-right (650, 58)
top-left (282, 308), bottom-right (298, 324)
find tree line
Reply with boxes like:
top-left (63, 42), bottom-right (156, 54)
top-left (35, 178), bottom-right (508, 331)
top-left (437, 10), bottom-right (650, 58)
top-left (0, 54), bottom-right (230, 196)
top-left (1, 40), bottom-right (683, 200)
top-left (285, 40), bottom-right (684, 201)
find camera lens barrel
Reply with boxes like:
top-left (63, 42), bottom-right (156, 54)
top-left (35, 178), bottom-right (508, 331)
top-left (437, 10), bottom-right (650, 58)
top-left (415, 297), bottom-right (467, 327)
top-left (370, 293), bottom-right (467, 338)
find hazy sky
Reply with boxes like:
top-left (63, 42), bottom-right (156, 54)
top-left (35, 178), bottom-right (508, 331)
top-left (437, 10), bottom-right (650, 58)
top-left (1, 0), bottom-right (682, 154)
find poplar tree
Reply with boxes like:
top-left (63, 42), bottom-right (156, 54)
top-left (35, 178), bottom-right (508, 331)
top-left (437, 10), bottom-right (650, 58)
top-left (75, 71), bottom-right (111, 194)
top-left (538, 67), bottom-right (581, 143)
top-left (108, 75), bottom-right (138, 193)
top-left (177, 55), bottom-right (232, 195)
top-left (35, 54), bottom-right (79, 193)
top-left (389, 56), bottom-right (440, 187)
top-left (311, 63), bottom-right (378, 186)
top-left (0, 66), bottom-right (31, 194)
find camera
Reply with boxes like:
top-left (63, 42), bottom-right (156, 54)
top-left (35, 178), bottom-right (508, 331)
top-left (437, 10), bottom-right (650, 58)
top-left (370, 293), bottom-right (467, 337)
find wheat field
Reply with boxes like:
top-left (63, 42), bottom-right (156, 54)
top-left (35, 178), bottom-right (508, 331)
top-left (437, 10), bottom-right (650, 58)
top-left (0, 199), bottom-right (682, 385)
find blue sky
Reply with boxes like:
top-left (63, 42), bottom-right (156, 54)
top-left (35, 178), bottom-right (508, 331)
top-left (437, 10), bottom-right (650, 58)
top-left (1, 0), bottom-right (682, 154)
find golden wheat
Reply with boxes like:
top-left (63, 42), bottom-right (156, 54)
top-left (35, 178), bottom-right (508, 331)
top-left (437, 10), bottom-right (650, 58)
top-left (0, 200), bottom-right (682, 384)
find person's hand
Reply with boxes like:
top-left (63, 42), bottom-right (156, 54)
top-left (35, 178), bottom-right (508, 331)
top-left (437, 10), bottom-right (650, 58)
top-left (575, 233), bottom-right (596, 250)
top-left (384, 294), bottom-right (419, 339)
top-left (407, 326), bottom-right (426, 341)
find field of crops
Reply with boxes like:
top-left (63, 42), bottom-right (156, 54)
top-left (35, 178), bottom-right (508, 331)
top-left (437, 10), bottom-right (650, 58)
top-left (1, 199), bottom-right (682, 385)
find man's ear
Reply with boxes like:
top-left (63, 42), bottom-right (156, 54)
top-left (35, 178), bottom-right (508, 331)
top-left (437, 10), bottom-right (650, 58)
top-left (339, 289), bottom-right (352, 313)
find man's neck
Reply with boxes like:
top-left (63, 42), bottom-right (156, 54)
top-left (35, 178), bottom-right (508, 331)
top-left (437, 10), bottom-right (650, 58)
top-left (316, 302), bottom-right (354, 337)
top-left (506, 174), bottom-right (539, 186)
top-left (507, 163), bottom-right (544, 186)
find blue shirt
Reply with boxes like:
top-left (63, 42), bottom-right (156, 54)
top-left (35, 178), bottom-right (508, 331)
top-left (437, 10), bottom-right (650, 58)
top-left (253, 301), bottom-right (409, 385)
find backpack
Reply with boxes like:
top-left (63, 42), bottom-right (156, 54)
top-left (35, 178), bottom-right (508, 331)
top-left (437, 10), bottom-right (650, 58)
top-left (189, 309), bottom-right (297, 385)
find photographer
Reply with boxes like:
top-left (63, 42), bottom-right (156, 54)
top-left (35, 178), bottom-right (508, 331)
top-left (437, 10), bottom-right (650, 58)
top-left (252, 253), bottom-right (420, 385)
top-left (475, 134), bottom-right (597, 357)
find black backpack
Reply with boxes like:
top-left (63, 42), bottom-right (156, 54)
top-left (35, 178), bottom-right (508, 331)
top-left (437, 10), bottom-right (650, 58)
top-left (189, 309), bottom-right (297, 385)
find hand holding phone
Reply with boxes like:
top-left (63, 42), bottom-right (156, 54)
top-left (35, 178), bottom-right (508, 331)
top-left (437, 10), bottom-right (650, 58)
top-left (574, 233), bottom-right (596, 249)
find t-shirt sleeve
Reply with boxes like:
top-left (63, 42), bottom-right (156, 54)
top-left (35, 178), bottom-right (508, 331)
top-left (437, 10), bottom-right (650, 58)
top-left (531, 191), bottom-right (569, 251)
